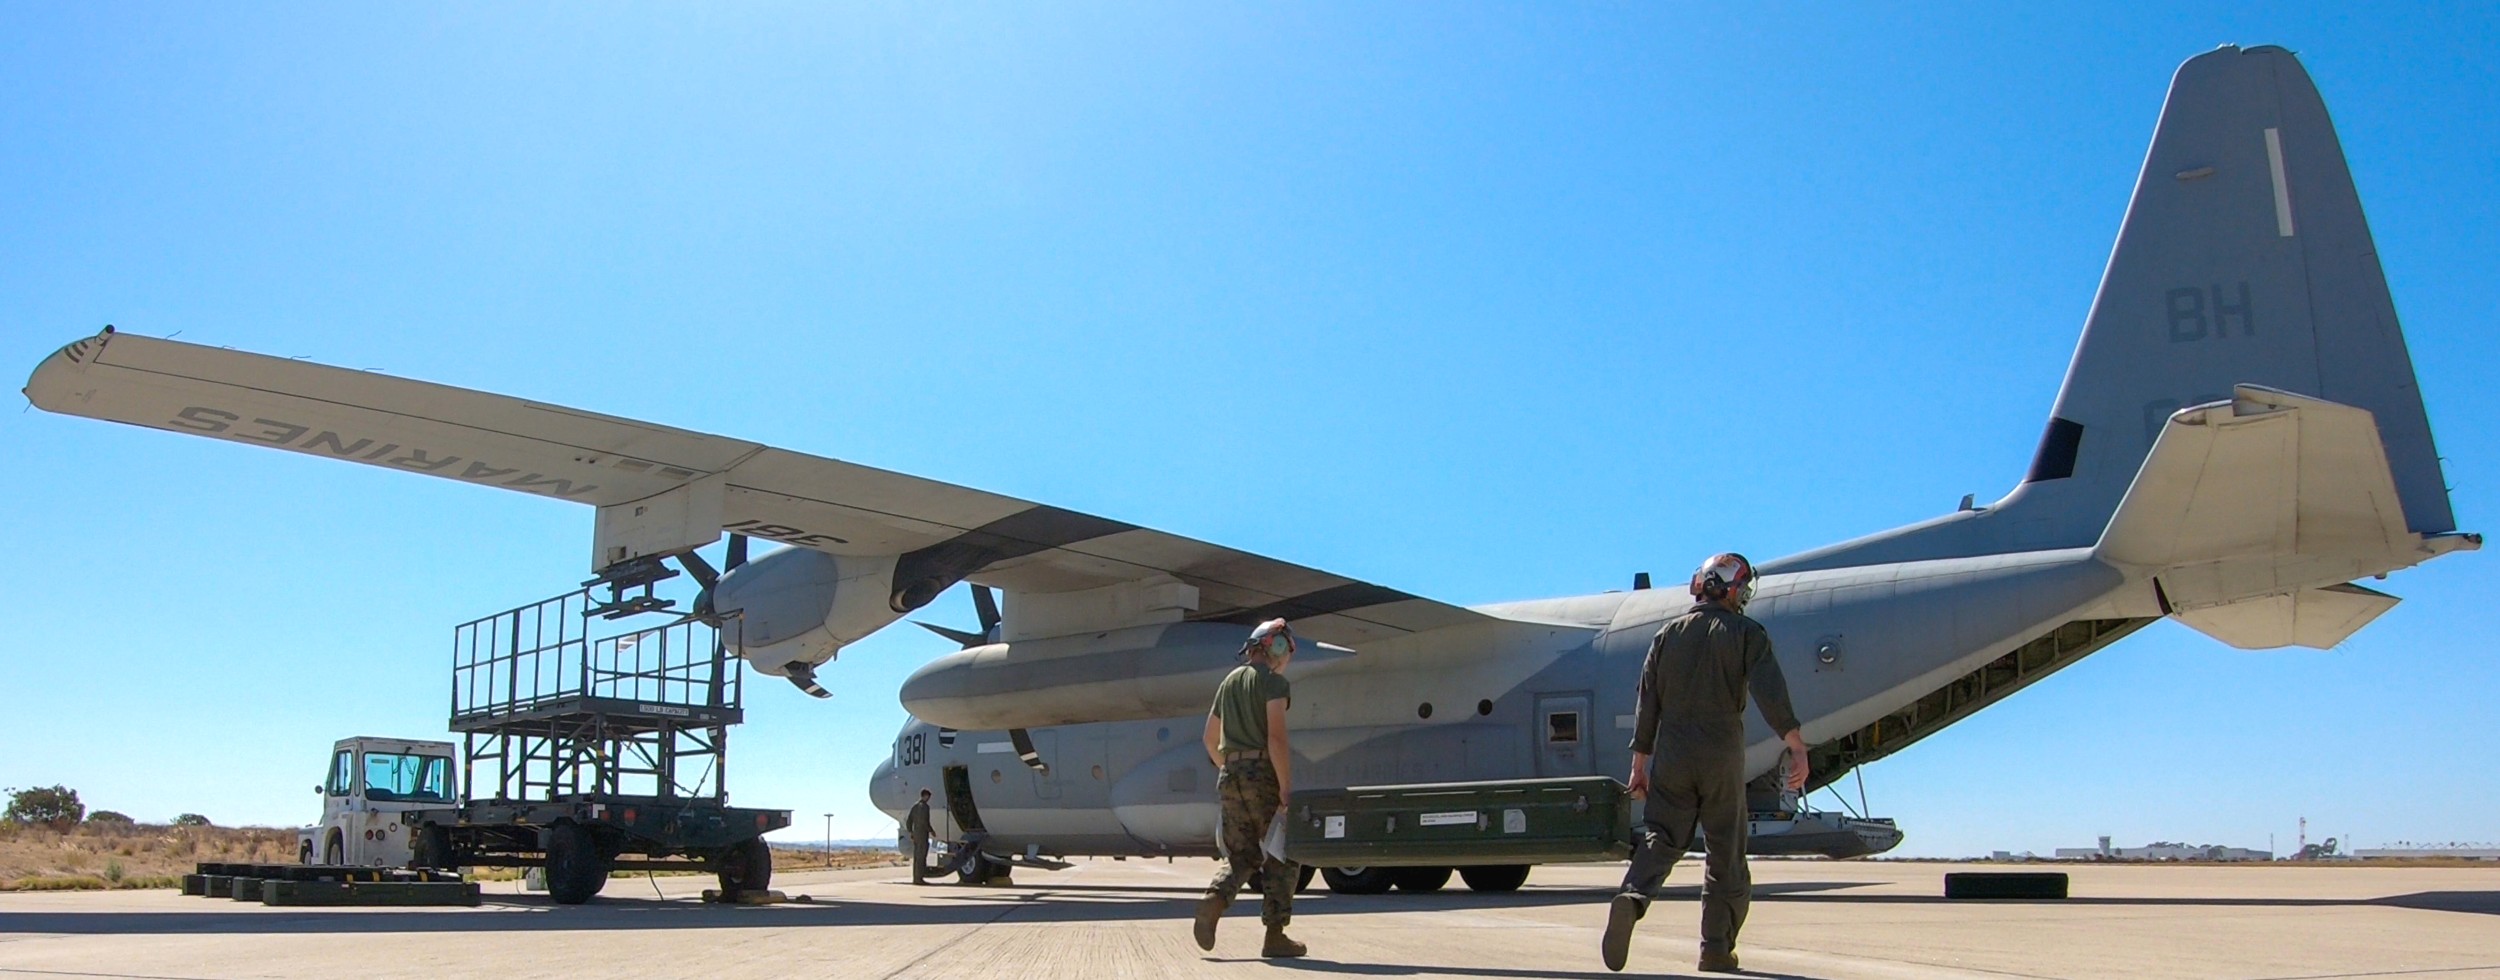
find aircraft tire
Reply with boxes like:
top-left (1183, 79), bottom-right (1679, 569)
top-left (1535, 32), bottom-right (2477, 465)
top-left (716, 837), bottom-right (773, 898)
top-left (1458, 865), bottom-right (1531, 892)
top-left (544, 823), bottom-right (608, 905)
top-left (1320, 867), bottom-right (1396, 895)
top-left (1390, 867), bottom-right (1452, 892)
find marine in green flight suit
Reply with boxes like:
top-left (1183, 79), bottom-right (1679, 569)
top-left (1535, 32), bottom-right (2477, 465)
top-left (1602, 553), bottom-right (1809, 976)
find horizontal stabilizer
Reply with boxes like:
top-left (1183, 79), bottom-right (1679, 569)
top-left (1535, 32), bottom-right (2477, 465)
top-left (2174, 582), bottom-right (2399, 650)
top-left (2098, 385), bottom-right (2473, 611)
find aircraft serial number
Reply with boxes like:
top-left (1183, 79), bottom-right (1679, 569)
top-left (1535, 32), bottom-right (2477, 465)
top-left (722, 518), bottom-right (847, 547)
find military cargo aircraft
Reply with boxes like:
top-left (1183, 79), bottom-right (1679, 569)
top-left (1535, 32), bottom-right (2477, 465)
top-left (22, 45), bottom-right (2473, 890)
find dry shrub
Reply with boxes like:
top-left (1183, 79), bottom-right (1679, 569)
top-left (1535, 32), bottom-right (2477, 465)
top-left (3, 823), bottom-right (301, 891)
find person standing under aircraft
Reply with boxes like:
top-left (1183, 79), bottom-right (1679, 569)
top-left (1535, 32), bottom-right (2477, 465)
top-left (905, 788), bottom-right (935, 885)
top-left (1602, 553), bottom-right (1809, 975)
top-left (1193, 618), bottom-right (1305, 959)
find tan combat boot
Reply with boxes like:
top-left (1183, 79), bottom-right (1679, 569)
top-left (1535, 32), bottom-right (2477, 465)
top-left (1193, 895), bottom-right (1225, 951)
top-left (1697, 949), bottom-right (1741, 973)
top-left (1261, 925), bottom-right (1306, 958)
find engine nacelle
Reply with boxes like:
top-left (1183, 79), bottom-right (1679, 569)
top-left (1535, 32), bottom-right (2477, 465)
top-left (712, 548), bottom-right (906, 677)
top-left (899, 621), bottom-right (1253, 731)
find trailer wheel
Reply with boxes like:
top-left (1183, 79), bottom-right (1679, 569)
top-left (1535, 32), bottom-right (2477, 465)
top-left (412, 824), bottom-right (458, 871)
top-left (1319, 867), bottom-right (1395, 895)
top-left (544, 823), bottom-right (607, 904)
top-left (1458, 865), bottom-right (1531, 892)
top-left (299, 841), bottom-right (315, 865)
top-left (1390, 867), bottom-right (1452, 893)
top-left (717, 837), bottom-right (773, 898)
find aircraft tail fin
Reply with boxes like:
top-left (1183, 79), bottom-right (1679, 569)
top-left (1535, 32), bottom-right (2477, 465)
top-left (1770, 45), bottom-right (2456, 574)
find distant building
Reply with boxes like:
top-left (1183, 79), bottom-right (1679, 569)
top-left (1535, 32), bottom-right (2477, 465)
top-left (2052, 838), bottom-right (2272, 862)
top-left (2351, 845), bottom-right (2500, 860)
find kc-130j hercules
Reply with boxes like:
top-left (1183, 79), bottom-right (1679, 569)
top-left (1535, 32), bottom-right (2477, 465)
top-left (23, 45), bottom-right (2474, 887)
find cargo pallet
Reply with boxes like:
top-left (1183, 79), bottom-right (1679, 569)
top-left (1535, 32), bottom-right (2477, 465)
top-left (181, 863), bottom-right (479, 907)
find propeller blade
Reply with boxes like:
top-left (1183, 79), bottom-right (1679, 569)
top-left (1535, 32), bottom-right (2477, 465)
top-left (675, 549), bottom-right (720, 590)
top-left (1008, 728), bottom-right (1048, 774)
top-left (725, 533), bottom-right (750, 571)
top-left (782, 661), bottom-right (831, 699)
top-left (915, 621), bottom-right (988, 647)
top-left (972, 584), bottom-right (1001, 633)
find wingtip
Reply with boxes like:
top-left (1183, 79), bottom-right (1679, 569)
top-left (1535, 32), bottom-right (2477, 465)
top-left (24, 329), bottom-right (119, 411)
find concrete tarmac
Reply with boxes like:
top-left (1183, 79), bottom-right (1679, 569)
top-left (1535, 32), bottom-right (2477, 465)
top-left (4, 859), bottom-right (2497, 980)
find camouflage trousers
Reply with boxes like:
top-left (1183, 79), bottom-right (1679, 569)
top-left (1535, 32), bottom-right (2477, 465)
top-left (1204, 757), bottom-right (1295, 928)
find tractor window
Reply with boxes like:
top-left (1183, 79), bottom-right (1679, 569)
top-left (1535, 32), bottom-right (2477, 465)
top-left (328, 750), bottom-right (355, 796)
top-left (361, 753), bottom-right (454, 803)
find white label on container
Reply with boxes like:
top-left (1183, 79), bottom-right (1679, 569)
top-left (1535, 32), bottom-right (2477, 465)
top-left (1324, 815), bottom-right (1346, 839)
top-left (1420, 810), bottom-right (1478, 828)
top-left (1504, 809), bottom-right (1527, 834)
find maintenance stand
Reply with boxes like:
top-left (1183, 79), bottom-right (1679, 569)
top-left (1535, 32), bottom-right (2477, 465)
top-left (401, 576), bottom-right (790, 904)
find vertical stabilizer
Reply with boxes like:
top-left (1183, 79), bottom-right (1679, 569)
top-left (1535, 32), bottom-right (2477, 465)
top-left (1772, 45), bottom-right (2452, 573)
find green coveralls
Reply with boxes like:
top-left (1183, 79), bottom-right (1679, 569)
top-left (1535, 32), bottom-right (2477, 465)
top-left (905, 799), bottom-right (933, 883)
top-left (1619, 602), bottom-right (1801, 957)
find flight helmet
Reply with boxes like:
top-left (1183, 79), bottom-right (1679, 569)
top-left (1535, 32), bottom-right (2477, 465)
top-left (1689, 553), bottom-right (1757, 607)
top-left (1244, 618), bottom-right (1296, 661)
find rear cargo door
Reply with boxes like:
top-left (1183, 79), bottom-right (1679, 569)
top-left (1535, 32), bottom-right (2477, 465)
top-left (1535, 693), bottom-right (1594, 777)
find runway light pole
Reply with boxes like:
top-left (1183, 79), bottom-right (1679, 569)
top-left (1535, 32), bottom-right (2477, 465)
top-left (823, 812), bottom-right (834, 866)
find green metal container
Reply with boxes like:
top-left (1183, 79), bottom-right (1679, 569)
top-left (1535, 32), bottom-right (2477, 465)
top-left (1284, 776), bottom-right (1633, 868)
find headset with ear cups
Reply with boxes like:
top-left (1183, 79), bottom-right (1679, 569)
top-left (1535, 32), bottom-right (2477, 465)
top-left (1689, 552), bottom-right (1756, 606)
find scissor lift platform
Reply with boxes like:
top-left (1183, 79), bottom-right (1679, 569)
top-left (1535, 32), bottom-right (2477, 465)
top-left (396, 585), bottom-right (789, 904)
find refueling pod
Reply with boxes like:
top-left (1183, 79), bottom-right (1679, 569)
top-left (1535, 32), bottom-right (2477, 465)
top-left (710, 547), bottom-right (908, 679)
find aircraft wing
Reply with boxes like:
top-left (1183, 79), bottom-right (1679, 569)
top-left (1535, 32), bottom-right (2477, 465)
top-left (24, 329), bottom-right (1485, 645)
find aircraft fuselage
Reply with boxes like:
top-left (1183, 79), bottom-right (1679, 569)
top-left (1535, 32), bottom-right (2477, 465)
top-left (871, 548), bottom-right (2140, 860)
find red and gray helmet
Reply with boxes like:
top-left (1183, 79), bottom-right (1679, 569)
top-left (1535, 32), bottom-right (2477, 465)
top-left (1689, 553), bottom-right (1757, 605)
top-left (1243, 618), bottom-right (1296, 660)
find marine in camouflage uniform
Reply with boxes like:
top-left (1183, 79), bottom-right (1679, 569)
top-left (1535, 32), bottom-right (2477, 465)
top-left (1193, 618), bottom-right (1306, 959)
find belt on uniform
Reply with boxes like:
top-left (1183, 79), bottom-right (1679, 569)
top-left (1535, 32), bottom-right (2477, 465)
top-left (1223, 750), bottom-right (1266, 763)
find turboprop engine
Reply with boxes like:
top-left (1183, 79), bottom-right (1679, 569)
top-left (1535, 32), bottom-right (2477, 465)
top-left (899, 621), bottom-right (1259, 731)
top-left (709, 547), bottom-right (910, 688)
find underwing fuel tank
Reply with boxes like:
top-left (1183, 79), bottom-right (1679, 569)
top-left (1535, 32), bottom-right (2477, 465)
top-left (710, 547), bottom-right (907, 677)
top-left (899, 622), bottom-right (1255, 731)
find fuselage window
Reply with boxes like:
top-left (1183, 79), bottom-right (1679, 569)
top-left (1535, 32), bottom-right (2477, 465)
top-left (1547, 711), bottom-right (1582, 745)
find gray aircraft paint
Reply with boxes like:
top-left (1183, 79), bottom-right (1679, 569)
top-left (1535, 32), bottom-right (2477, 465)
top-left (18, 47), bottom-right (2474, 866)
top-left (862, 46), bottom-right (2472, 863)
top-left (1771, 45), bottom-right (2451, 575)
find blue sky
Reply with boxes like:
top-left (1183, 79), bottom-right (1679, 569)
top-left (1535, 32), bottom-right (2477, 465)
top-left (2, 4), bottom-right (2492, 856)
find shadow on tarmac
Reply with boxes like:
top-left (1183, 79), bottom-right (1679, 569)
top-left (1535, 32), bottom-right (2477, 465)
top-left (4, 881), bottom-right (2493, 937)
top-left (1236, 958), bottom-right (1818, 980)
